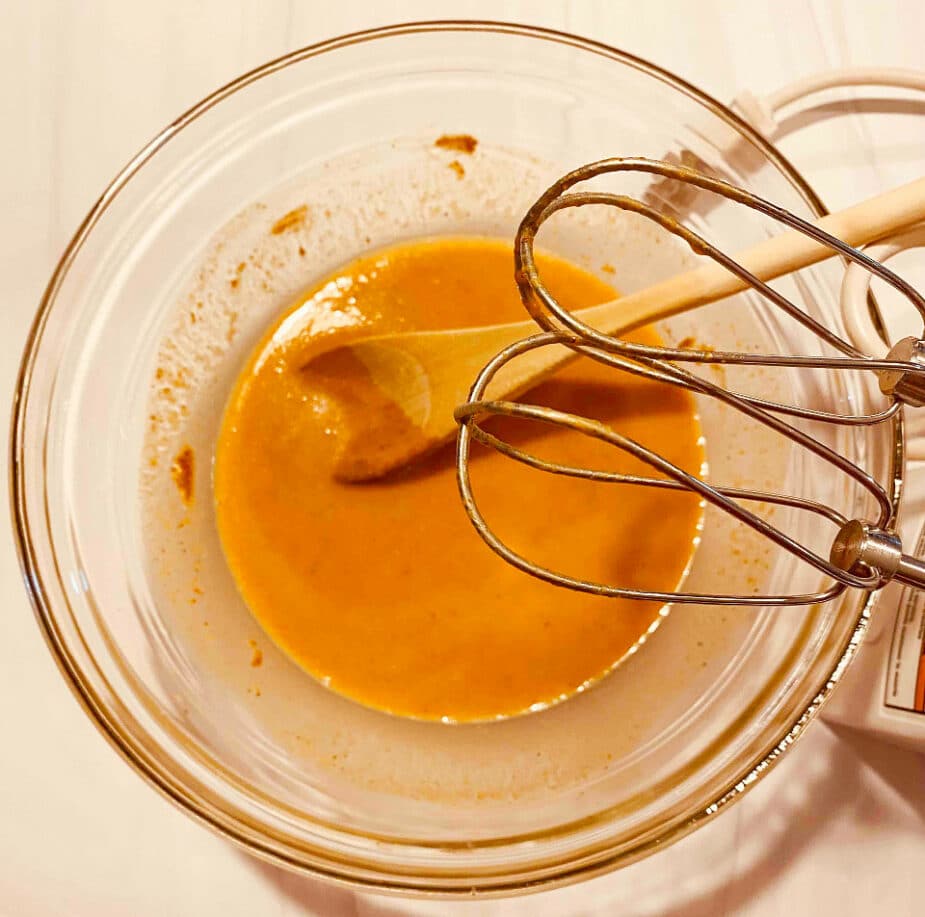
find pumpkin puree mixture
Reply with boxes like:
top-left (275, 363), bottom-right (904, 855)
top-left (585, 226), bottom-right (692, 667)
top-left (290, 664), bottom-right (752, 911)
top-left (214, 237), bottom-right (703, 721)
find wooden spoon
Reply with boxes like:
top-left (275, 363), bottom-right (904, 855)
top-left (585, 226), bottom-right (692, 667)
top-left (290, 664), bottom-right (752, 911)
top-left (304, 176), bottom-right (925, 481)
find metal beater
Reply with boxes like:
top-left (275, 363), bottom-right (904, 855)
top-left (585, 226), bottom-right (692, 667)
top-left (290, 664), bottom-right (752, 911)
top-left (454, 158), bottom-right (925, 605)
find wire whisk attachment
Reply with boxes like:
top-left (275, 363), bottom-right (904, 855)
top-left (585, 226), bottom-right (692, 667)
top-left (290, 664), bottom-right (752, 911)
top-left (455, 158), bottom-right (925, 605)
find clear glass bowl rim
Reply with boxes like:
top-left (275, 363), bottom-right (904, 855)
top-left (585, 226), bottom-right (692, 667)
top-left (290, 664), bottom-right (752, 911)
top-left (8, 19), bottom-right (900, 897)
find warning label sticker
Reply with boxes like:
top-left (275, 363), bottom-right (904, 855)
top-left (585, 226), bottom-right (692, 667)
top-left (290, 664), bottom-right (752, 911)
top-left (885, 526), bottom-right (925, 716)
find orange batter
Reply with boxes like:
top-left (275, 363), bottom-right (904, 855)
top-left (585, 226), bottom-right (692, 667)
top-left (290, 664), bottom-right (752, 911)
top-left (214, 237), bottom-right (703, 721)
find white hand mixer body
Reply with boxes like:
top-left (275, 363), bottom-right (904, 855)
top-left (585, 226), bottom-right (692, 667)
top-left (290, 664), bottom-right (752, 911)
top-left (739, 69), bottom-right (925, 750)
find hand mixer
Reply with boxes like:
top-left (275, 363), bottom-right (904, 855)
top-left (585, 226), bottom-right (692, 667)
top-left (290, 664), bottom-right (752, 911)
top-left (454, 157), bottom-right (925, 607)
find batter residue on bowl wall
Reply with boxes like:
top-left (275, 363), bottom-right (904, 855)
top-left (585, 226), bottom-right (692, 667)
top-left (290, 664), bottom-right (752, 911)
top-left (214, 236), bottom-right (704, 722)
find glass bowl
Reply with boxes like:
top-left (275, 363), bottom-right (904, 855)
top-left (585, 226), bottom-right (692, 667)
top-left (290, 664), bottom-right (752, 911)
top-left (11, 21), bottom-right (899, 896)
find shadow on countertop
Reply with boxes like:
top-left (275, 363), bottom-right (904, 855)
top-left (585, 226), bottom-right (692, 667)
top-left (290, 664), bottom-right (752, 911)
top-left (240, 724), bottom-right (924, 916)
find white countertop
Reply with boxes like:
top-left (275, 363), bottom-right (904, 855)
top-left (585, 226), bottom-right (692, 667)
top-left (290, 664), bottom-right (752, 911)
top-left (2, 1), bottom-right (924, 914)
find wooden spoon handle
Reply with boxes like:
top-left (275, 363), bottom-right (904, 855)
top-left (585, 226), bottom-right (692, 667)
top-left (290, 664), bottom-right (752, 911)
top-left (576, 174), bottom-right (925, 337)
top-left (486, 175), bottom-right (925, 402)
